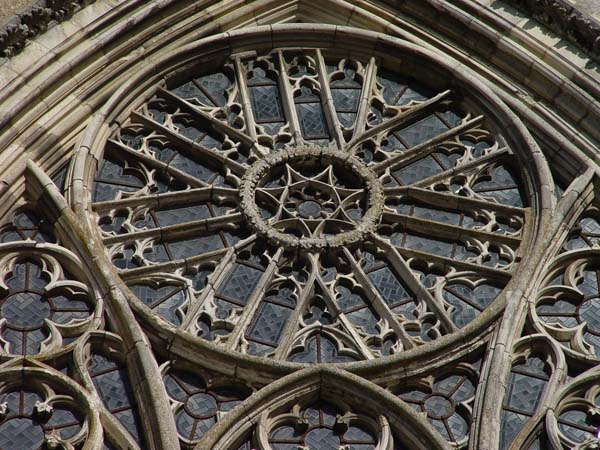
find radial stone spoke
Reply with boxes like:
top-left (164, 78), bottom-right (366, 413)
top-left (102, 212), bottom-right (244, 245)
top-left (226, 248), bottom-right (285, 350)
top-left (273, 254), bottom-right (319, 360)
top-left (131, 111), bottom-right (247, 176)
top-left (411, 147), bottom-right (509, 188)
top-left (92, 187), bottom-right (238, 213)
top-left (370, 234), bottom-right (457, 333)
top-left (395, 246), bottom-right (513, 280)
top-left (353, 57), bottom-right (377, 136)
top-left (181, 247), bottom-right (239, 330)
top-left (349, 89), bottom-right (453, 151)
top-left (157, 87), bottom-right (257, 150)
top-left (276, 50), bottom-right (304, 145)
top-left (315, 49), bottom-right (345, 148)
top-left (315, 274), bottom-right (376, 360)
top-left (108, 139), bottom-right (213, 190)
top-left (381, 211), bottom-right (521, 247)
top-left (384, 186), bottom-right (526, 216)
top-left (371, 115), bottom-right (485, 175)
top-left (119, 246), bottom-right (232, 281)
top-left (233, 56), bottom-right (269, 159)
top-left (342, 247), bottom-right (417, 350)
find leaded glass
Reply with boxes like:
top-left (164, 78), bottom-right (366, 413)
top-left (499, 355), bottom-right (551, 450)
top-left (0, 387), bottom-right (86, 450)
top-left (88, 351), bottom-right (146, 447)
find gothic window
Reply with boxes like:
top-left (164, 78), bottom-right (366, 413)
top-left (86, 40), bottom-right (539, 370)
top-left (6, 4), bottom-right (591, 447)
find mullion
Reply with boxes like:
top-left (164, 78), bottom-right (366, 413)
top-left (148, 288), bottom-right (183, 309)
top-left (557, 418), bottom-right (596, 433)
top-left (43, 416), bottom-right (81, 431)
top-left (214, 295), bottom-right (246, 307)
top-left (343, 303), bottom-right (369, 314)
top-left (332, 87), bottom-right (361, 113)
top-left (91, 367), bottom-right (121, 378)
top-left (133, 112), bottom-right (244, 176)
top-left (537, 312), bottom-right (577, 318)
top-left (430, 152), bottom-right (450, 171)
top-left (503, 405), bottom-right (533, 417)
top-left (435, 111), bottom-right (454, 129)
top-left (388, 297), bottom-right (416, 310)
top-left (245, 334), bottom-right (278, 348)
top-left (363, 263), bottom-right (387, 274)
top-left (444, 287), bottom-right (484, 312)
top-left (95, 177), bottom-right (144, 189)
top-left (172, 375), bottom-right (198, 396)
top-left (446, 376), bottom-right (467, 397)
top-left (191, 79), bottom-right (219, 107)
top-left (510, 368), bottom-right (549, 382)
top-left (442, 419), bottom-right (456, 443)
top-left (21, 331), bottom-right (26, 357)
top-left (583, 234), bottom-right (599, 246)
top-left (475, 185), bottom-right (518, 193)
top-left (19, 390), bottom-right (25, 416)
top-left (316, 333), bottom-right (322, 363)
top-left (109, 405), bottom-right (134, 415)
top-left (370, 116), bottom-right (487, 177)
top-left (391, 85), bottom-right (409, 106)
top-left (162, 241), bottom-right (176, 262)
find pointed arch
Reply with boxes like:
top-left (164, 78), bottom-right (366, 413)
top-left (196, 366), bottom-right (451, 450)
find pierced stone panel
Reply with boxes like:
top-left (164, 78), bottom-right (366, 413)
top-left (265, 400), bottom-right (381, 450)
top-left (0, 365), bottom-right (96, 450)
top-left (160, 363), bottom-right (252, 448)
top-left (0, 250), bottom-right (98, 356)
top-left (240, 145), bottom-right (384, 250)
top-left (80, 30), bottom-right (549, 369)
top-left (534, 257), bottom-right (600, 358)
top-left (390, 354), bottom-right (483, 448)
top-left (0, 388), bottom-right (86, 450)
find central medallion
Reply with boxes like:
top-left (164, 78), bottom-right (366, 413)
top-left (240, 145), bottom-right (384, 251)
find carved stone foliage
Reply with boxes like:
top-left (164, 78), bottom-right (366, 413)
top-left (89, 44), bottom-right (536, 367)
top-left (0, 0), bottom-right (95, 58)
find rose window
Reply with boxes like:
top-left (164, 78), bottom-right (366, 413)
top-left (85, 32), bottom-right (546, 367)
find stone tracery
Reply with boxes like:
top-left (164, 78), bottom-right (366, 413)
top-left (1, 0), bottom-right (599, 448)
top-left (85, 41), bottom-right (540, 370)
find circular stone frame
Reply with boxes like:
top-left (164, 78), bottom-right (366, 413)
top-left (239, 145), bottom-right (385, 251)
top-left (72, 23), bottom-right (553, 379)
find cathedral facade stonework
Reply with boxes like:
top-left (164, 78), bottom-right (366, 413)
top-left (0, 1), bottom-right (599, 449)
